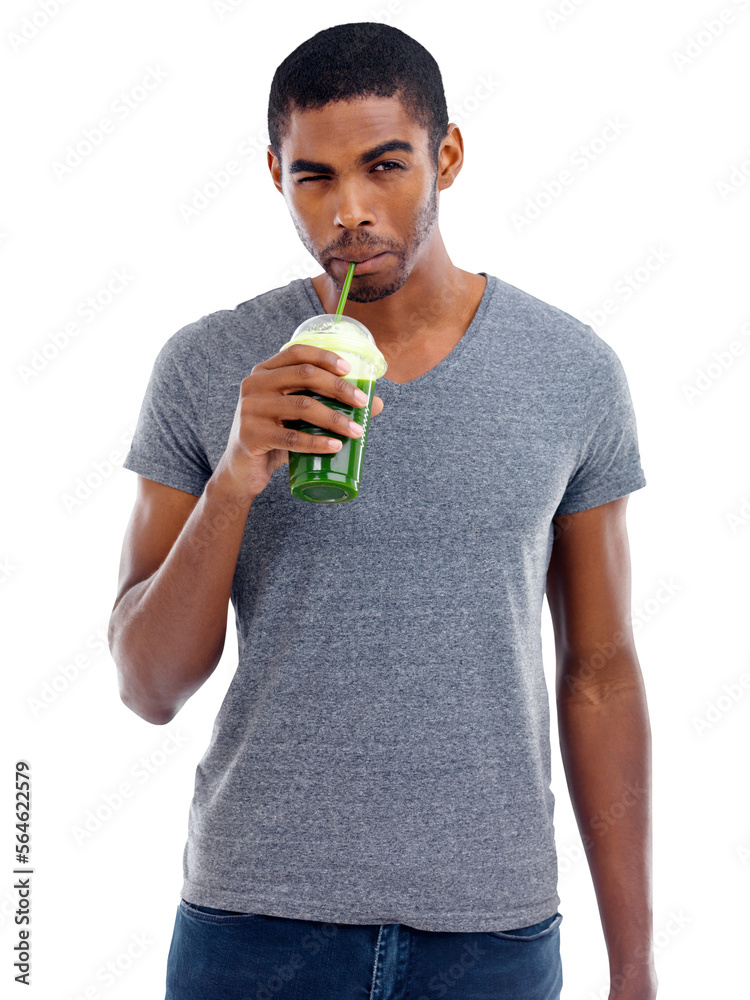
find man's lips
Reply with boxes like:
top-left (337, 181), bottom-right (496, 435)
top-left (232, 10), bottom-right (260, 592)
top-left (332, 252), bottom-right (392, 275)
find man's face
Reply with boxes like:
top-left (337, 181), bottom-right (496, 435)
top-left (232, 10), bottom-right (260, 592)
top-left (269, 95), bottom-right (444, 303)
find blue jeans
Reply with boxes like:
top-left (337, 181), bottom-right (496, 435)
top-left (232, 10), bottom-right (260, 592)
top-left (165, 898), bottom-right (563, 999)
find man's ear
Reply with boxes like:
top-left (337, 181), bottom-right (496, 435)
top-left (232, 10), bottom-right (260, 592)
top-left (268, 146), bottom-right (283, 194)
top-left (436, 123), bottom-right (464, 192)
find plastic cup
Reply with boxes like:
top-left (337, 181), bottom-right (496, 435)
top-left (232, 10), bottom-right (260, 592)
top-left (280, 315), bottom-right (388, 503)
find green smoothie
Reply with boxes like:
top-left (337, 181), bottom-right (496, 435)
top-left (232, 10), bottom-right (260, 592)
top-left (287, 376), bottom-right (375, 502)
top-left (280, 315), bottom-right (387, 503)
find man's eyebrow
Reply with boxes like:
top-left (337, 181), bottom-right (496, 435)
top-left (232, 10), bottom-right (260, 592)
top-left (357, 139), bottom-right (414, 165)
top-left (288, 139), bottom-right (415, 175)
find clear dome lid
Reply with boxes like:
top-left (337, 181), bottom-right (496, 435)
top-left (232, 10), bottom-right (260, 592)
top-left (281, 315), bottom-right (388, 379)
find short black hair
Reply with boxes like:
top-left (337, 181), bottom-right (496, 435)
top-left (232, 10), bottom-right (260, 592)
top-left (268, 22), bottom-right (449, 170)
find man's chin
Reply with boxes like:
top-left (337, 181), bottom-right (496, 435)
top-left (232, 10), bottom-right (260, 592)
top-left (346, 280), bottom-right (405, 303)
top-left (318, 256), bottom-right (409, 303)
top-left (346, 265), bottom-right (410, 303)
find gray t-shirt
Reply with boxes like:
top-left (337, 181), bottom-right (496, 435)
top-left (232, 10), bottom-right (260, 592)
top-left (122, 272), bottom-right (646, 932)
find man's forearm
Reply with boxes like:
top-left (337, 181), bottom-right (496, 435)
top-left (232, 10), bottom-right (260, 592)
top-left (110, 465), bottom-right (256, 724)
top-left (557, 673), bottom-right (655, 987)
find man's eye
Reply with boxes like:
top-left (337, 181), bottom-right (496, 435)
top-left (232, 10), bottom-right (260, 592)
top-left (297, 161), bottom-right (404, 184)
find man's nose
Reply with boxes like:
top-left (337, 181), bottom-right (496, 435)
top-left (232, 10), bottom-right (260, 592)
top-left (333, 180), bottom-right (376, 228)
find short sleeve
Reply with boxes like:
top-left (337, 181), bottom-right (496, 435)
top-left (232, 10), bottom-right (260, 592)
top-left (122, 316), bottom-right (213, 496)
top-left (555, 344), bottom-right (646, 516)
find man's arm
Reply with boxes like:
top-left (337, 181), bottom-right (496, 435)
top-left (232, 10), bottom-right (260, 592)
top-left (110, 345), bottom-right (384, 725)
top-left (546, 495), bottom-right (657, 1000)
top-left (109, 469), bottom-right (256, 725)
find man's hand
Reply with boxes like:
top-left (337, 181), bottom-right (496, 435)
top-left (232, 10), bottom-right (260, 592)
top-left (607, 963), bottom-right (658, 1000)
top-left (216, 343), bottom-right (384, 500)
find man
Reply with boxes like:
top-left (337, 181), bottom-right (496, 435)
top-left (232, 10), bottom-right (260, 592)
top-left (109, 21), bottom-right (657, 1000)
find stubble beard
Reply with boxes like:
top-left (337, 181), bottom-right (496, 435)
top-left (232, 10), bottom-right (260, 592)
top-left (292, 181), bottom-right (439, 304)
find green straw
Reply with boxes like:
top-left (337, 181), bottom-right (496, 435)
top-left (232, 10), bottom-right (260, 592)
top-left (334, 261), bottom-right (356, 322)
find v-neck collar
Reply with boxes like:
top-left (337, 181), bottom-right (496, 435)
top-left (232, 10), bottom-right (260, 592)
top-left (301, 272), bottom-right (494, 391)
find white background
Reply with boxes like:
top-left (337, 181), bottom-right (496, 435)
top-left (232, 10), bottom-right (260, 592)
top-left (2, 0), bottom-right (748, 997)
